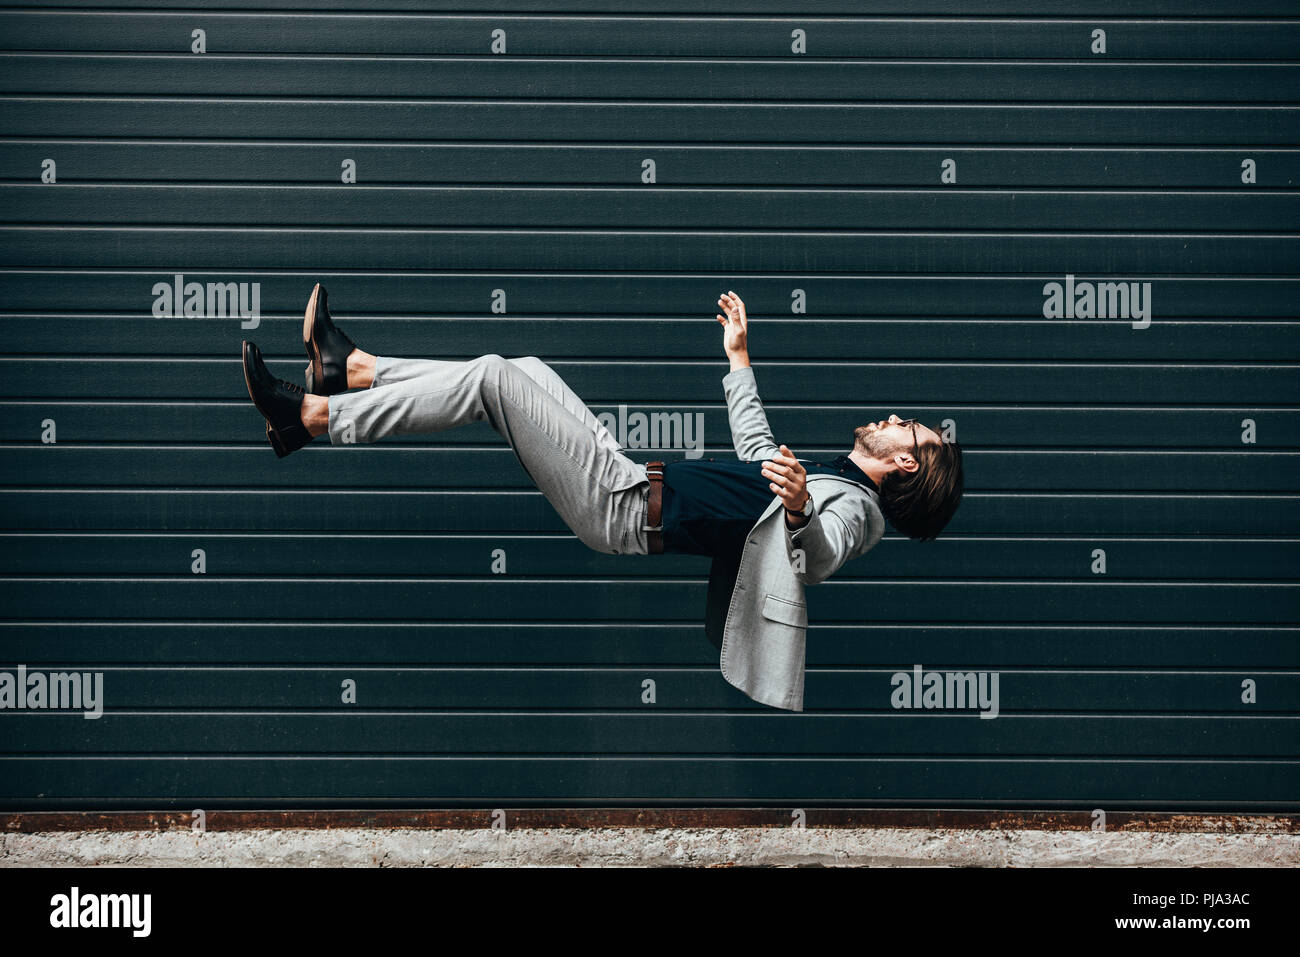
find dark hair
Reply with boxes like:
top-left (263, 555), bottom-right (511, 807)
top-left (876, 434), bottom-right (964, 541)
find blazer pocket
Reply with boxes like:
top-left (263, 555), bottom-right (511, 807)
top-left (761, 594), bottom-right (807, 628)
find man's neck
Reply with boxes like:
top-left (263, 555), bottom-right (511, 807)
top-left (847, 448), bottom-right (888, 488)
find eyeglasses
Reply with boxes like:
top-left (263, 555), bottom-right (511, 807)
top-left (894, 418), bottom-right (921, 457)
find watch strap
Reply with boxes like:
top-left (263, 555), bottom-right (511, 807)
top-left (785, 493), bottom-right (812, 517)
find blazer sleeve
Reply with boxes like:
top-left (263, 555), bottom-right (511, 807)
top-left (785, 496), bottom-right (859, 586)
top-left (722, 366), bottom-right (781, 463)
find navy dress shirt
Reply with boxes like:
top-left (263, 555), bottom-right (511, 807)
top-left (661, 454), bottom-right (877, 558)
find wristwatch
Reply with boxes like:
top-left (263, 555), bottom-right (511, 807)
top-left (786, 492), bottom-right (813, 519)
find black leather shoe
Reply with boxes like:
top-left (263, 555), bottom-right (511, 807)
top-left (303, 282), bottom-right (357, 396)
top-left (242, 339), bottom-right (314, 458)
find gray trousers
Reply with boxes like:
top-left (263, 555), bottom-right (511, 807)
top-left (326, 354), bottom-right (652, 555)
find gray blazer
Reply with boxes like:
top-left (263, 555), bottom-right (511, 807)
top-left (705, 366), bottom-right (886, 711)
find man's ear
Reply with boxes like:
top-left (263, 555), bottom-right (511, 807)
top-left (893, 452), bottom-right (920, 475)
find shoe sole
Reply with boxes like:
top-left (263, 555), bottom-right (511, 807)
top-left (242, 339), bottom-right (292, 459)
top-left (303, 282), bottom-right (323, 395)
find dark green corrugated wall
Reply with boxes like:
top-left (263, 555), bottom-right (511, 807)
top-left (0, 1), bottom-right (1297, 809)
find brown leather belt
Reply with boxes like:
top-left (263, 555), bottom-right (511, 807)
top-left (644, 460), bottom-right (665, 554)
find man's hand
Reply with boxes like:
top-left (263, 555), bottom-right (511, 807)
top-left (716, 290), bottom-right (750, 371)
top-left (762, 444), bottom-right (811, 528)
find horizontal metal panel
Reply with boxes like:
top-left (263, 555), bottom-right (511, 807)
top-left (0, 489), bottom-right (1290, 534)
top-left (4, 713), bottom-right (1297, 755)
top-left (5, 13), bottom-right (1299, 59)
top-left (5, 623), bottom-right (1295, 668)
top-left (3, 228), bottom-right (1293, 273)
top-left (10, 185), bottom-right (1300, 230)
top-left (2, 446), bottom-right (1295, 491)
top-left (2, 144), bottom-right (1296, 187)
top-left (6, 100), bottom-right (1296, 144)
top-left (1, 579), bottom-right (1294, 623)
top-left (4, 403), bottom-right (1298, 448)
top-left (3, 318), bottom-right (1297, 361)
top-left (2, 757), bottom-right (1295, 807)
top-left (0, 669), bottom-right (1293, 714)
top-left (2, 534), bottom-right (1294, 580)
top-left (1, 1), bottom-right (1292, 13)
top-left (6, 57), bottom-right (1298, 102)
top-left (4, 359), bottom-right (1291, 403)
top-left (1, 274), bottom-right (1295, 318)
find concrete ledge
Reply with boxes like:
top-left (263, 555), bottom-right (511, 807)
top-left (6, 808), bottom-right (1299, 833)
top-left (6, 811), bottom-right (1295, 867)
top-left (5, 826), bottom-right (1299, 868)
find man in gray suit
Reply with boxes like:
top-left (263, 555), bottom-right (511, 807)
top-left (242, 286), bottom-right (964, 711)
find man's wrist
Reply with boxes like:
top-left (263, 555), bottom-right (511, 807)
top-left (726, 352), bottom-right (751, 372)
top-left (784, 493), bottom-right (812, 526)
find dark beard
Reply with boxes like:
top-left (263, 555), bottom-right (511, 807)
top-left (854, 425), bottom-right (905, 461)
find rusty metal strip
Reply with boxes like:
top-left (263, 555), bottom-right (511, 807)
top-left (2, 809), bottom-right (1297, 834)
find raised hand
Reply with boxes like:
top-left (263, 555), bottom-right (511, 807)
top-left (716, 290), bottom-right (750, 368)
